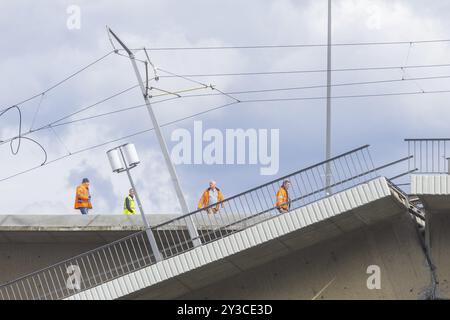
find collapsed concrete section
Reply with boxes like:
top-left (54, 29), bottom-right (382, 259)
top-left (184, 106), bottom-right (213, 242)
top-left (176, 213), bottom-right (429, 300)
top-left (64, 177), bottom-right (432, 300)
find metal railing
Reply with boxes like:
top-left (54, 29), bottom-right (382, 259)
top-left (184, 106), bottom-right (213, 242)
top-left (0, 231), bottom-right (155, 300)
top-left (406, 139), bottom-right (450, 174)
top-left (152, 145), bottom-right (378, 259)
top-left (0, 145), bottom-right (378, 300)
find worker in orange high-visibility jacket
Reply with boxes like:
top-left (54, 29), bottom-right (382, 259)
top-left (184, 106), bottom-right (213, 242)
top-left (276, 179), bottom-right (291, 213)
top-left (198, 180), bottom-right (225, 214)
top-left (74, 178), bottom-right (92, 215)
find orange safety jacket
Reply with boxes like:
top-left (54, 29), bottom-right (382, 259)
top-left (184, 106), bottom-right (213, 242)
top-left (276, 186), bottom-right (290, 211)
top-left (198, 188), bottom-right (224, 209)
top-left (74, 184), bottom-right (92, 209)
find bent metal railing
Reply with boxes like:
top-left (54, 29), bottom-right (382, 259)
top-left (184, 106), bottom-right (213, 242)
top-left (0, 145), bottom-right (379, 300)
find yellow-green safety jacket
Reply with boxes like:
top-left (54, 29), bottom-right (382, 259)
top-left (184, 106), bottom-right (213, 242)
top-left (123, 195), bottom-right (136, 215)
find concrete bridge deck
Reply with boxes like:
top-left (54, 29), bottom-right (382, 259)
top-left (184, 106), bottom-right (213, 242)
top-left (61, 177), bottom-right (432, 300)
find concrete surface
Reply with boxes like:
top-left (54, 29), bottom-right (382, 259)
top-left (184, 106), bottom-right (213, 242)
top-left (0, 214), bottom-right (179, 232)
top-left (0, 214), bottom-right (183, 245)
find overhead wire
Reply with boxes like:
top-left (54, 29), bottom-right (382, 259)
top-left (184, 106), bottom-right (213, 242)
top-left (3, 73), bottom-right (450, 139)
top-left (29, 93), bottom-right (45, 132)
top-left (401, 43), bottom-right (426, 93)
top-left (0, 49), bottom-right (118, 168)
top-left (0, 100), bottom-right (238, 183)
top-left (157, 62), bottom-right (450, 78)
top-left (0, 84), bottom-right (143, 148)
top-left (4, 38), bottom-right (450, 182)
top-left (1, 50), bottom-right (115, 113)
top-left (5, 84), bottom-right (450, 182)
top-left (0, 105), bottom-right (47, 166)
top-left (125, 38), bottom-right (450, 51)
top-left (39, 73), bottom-right (450, 127)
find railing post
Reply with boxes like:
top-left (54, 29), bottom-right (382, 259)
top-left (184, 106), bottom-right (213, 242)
top-left (447, 157), bottom-right (450, 174)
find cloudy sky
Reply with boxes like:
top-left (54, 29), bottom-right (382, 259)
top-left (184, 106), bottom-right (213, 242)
top-left (1, 0), bottom-right (450, 215)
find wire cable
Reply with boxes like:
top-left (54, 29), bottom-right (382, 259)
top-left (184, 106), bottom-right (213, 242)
top-left (0, 101), bottom-right (238, 183)
top-left (0, 105), bottom-right (48, 166)
top-left (4, 73), bottom-right (450, 139)
top-left (1, 50), bottom-right (115, 113)
top-left (158, 68), bottom-right (240, 102)
top-left (158, 63), bottom-right (450, 78)
top-left (125, 38), bottom-right (450, 51)
top-left (1, 106), bottom-right (22, 154)
top-left (239, 88), bottom-right (450, 103)
top-left (49, 73), bottom-right (450, 126)
top-left (4, 85), bottom-right (450, 183)
top-left (0, 84), bottom-right (142, 148)
top-left (46, 84), bottom-right (141, 127)
top-left (0, 84), bottom-right (205, 146)
top-left (50, 126), bottom-right (72, 155)
top-left (180, 74), bottom-right (450, 98)
top-left (29, 93), bottom-right (45, 132)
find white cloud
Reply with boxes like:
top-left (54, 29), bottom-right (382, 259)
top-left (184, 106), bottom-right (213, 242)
top-left (2, 0), bottom-right (450, 215)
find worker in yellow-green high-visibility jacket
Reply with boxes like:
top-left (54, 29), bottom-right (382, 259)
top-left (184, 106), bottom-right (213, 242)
top-left (123, 188), bottom-right (136, 215)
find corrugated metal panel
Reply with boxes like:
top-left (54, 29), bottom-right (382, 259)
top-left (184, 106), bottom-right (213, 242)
top-left (311, 203), bottom-right (322, 221)
top-left (226, 236), bottom-right (236, 254)
top-left (96, 286), bottom-right (106, 300)
top-left (255, 223), bottom-right (268, 242)
top-left (240, 228), bottom-right (251, 248)
top-left (304, 206), bottom-right (314, 224)
top-left (92, 286), bottom-right (102, 300)
top-left (111, 281), bottom-right (121, 299)
top-left (113, 278), bottom-right (125, 298)
top-left (200, 246), bottom-right (212, 264)
top-left (177, 254), bottom-right (189, 273)
top-left (266, 220), bottom-right (277, 239)
top-left (412, 175), bottom-right (450, 194)
top-left (84, 290), bottom-right (93, 300)
top-left (330, 194), bottom-right (342, 213)
top-left (278, 214), bottom-right (290, 234)
top-left (234, 233), bottom-right (245, 251)
top-left (134, 269), bottom-right (145, 289)
top-left (162, 260), bottom-right (173, 279)
top-left (322, 198), bottom-right (333, 218)
top-left (65, 176), bottom-right (392, 300)
top-left (104, 282), bottom-right (115, 300)
top-left (118, 276), bottom-right (130, 296)
top-left (155, 263), bottom-right (168, 282)
top-left (146, 266), bottom-right (157, 284)
top-left (214, 238), bottom-right (227, 259)
top-left (188, 250), bottom-right (201, 269)
top-left (296, 207), bottom-right (308, 227)
top-left (245, 227), bottom-right (257, 247)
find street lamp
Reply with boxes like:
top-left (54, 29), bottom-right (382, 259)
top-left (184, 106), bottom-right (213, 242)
top-left (107, 143), bottom-right (162, 262)
top-left (107, 27), bottom-right (201, 247)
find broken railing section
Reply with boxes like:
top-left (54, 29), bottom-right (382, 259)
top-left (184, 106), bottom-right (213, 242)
top-left (0, 145), bottom-right (381, 300)
top-left (405, 138), bottom-right (450, 174)
top-left (386, 178), bottom-right (425, 224)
